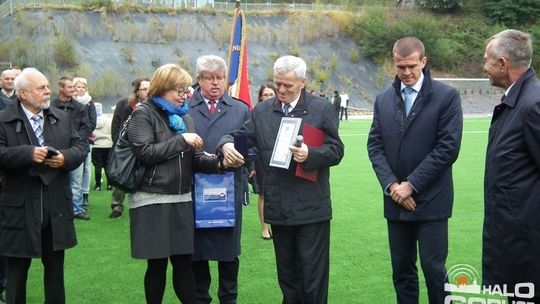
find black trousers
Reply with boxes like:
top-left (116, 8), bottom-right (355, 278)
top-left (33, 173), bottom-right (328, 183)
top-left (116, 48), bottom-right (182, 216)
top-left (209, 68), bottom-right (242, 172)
top-left (272, 221), bottom-right (330, 304)
top-left (91, 147), bottom-right (111, 187)
top-left (6, 223), bottom-right (65, 304)
top-left (387, 220), bottom-right (448, 304)
top-left (192, 258), bottom-right (239, 304)
top-left (339, 107), bottom-right (348, 121)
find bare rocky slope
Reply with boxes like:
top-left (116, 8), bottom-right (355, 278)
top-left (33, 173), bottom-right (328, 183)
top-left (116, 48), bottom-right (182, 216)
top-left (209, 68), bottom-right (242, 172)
top-left (1, 8), bottom-right (500, 114)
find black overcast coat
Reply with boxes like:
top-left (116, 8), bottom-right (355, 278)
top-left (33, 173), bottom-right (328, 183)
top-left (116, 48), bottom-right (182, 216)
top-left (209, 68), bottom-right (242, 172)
top-left (218, 89), bottom-right (344, 226)
top-left (0, 100), bottom-right (88, 257)
top-left (482, 68), bottom-right (540, 288)
top-left (367, 69), bottom-right (463, 221)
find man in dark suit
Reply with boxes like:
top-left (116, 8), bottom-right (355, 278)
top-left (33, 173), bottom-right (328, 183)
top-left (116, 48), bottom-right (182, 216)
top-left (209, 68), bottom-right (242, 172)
top-left (219, 55), bottom-right (344, 304)
top-left (367, 37), bottom-right (463, 304)
top-left (0, 68), bottom-right (88, 304)
top-left (482, 29), bottom-right (540, 303)
top-left (187, 55), bottom-right (250, 304)
top-left (51, 76), bottom-right (91, 220)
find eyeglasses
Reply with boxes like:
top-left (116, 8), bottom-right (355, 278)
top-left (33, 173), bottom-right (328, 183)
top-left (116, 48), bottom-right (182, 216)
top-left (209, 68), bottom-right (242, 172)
top-left (200, 75), bottom-right (226, 83)
top-left (138, 88), bottom-right (149, 92)
top-left (262, 93), bottom-right (275, 97)
top-left (173, 88), bottom-right (190, 96)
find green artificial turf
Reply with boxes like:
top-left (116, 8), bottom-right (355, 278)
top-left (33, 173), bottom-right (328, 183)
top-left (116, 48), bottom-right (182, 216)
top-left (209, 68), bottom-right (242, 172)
top-left (25, 118), bottom-right (491, 303)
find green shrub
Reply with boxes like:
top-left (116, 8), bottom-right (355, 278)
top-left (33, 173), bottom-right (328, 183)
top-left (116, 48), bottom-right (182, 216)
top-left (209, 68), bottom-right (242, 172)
top-left (349, 48), bottom-right (361, 63)
top-left (483, 0), bottom-right (540, 26)
top-left (53, 34), bottom-right (78, 68)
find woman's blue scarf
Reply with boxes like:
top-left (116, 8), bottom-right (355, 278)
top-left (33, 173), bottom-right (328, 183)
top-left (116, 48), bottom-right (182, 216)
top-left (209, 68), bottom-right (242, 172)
top-left (151, 96), bottom-right (189, 134)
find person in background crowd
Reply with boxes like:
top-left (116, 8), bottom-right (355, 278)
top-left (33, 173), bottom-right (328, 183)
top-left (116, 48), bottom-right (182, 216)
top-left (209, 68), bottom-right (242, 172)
top-left (126, 63), bottom-right (240, 304)
top-left (339, 91), bottom-right (349, 121)
top-left (0, 69), bottom-right (17, 102)
top-left (187, 55), bottom-right (250, 304)
top-left (252, 83), bottom-right (277, 240)
top-left (51, 76), bottom-right (91, 220)
top-left (219, 55), bottom-right (344, 304)
top-left (482, 29), bottom-right (540, 304)
top-left (0, 67), bottom-right (88, 304)
top-left (109, 77), bottom-right (150, 219)
top-left (318, 88), bottom-right (327, 99)
top-left (367, 37), bottom-right (463, 304)
top-left (73, 77), bottom-right (97, 209)
top-left (332, 90), bottom-right (341, 120)
top-left (91, 102), bottom-right (113, 191)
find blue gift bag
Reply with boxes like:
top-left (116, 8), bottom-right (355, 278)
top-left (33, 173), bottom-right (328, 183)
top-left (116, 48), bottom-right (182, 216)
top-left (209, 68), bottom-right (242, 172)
top-left (194, 172), bottom-right (235, 228)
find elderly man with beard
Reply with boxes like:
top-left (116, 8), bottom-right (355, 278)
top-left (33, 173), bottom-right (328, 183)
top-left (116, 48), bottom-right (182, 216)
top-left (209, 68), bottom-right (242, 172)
top-left (0, 68), bottom-right (88, 304)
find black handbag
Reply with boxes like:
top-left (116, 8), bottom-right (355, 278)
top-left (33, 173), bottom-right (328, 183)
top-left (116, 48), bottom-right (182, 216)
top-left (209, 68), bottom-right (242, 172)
top-left (108, 115), bottom-right (145, 193)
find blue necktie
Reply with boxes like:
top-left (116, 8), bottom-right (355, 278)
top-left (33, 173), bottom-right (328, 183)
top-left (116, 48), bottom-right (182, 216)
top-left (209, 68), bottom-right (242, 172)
top-left (402, 87), bottom-right (415, 117)
top-left (31, 114), bottom-right (44, 146)
top-left (283, 104), bottom-right (291, 116)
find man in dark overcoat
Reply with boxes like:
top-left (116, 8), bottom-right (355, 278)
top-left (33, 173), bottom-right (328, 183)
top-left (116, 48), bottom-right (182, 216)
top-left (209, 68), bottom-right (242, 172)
top-left (482, 29), bottom-right (540, 303)
top-left (187, 55), bottom-right (250, 304)
top-left (367, 37), bottom-right (463, 304)
top-left (219, 55), bottom-right (344, 304)
top-left (0, 68), bottom-right (88, 304)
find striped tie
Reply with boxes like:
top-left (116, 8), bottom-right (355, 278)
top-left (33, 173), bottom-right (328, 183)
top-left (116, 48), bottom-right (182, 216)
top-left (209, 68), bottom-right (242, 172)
top-left (283, 103), bottom-right (291, 116)
top-left (31, 115), bottom-right (44, 146)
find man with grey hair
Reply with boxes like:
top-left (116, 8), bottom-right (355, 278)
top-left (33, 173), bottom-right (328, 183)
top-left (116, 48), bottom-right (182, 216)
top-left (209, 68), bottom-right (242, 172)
top-left (0, 68), bottom-right (88, 303)
top-left (482, 29), bottom-right (540, 303)
top-left (187, 55), bottom-right (250, 304)
top-left (219, 55), bottom-right (344, 303)
top-left (0, 69), bottom-right (17, 102)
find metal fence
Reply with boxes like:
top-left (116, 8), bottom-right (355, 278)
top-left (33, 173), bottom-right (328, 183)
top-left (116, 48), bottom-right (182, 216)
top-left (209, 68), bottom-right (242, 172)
top-left (0, 0), bottom-right (355, 18)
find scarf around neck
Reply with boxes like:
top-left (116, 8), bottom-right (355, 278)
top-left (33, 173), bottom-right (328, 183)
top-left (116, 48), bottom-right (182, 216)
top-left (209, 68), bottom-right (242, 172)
top-left (151, 96), bottom-right (189, 134)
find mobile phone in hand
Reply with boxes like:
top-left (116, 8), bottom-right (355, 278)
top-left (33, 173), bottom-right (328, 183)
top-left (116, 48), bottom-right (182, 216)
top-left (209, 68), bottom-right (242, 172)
top-left (46, 147), bottom-right (59, 158)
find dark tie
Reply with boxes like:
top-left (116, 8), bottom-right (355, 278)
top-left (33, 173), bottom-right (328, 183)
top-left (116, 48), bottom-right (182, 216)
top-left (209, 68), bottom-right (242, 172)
top-left (402, 87), bottom-right (415, 116)
top-left (31, 114), bottom-right (44, 146)
top-left (501, 94), bottom-right (506, 103)
top-left (209, 100), bottom-right (216, 115)
top-left (283, 104), bottom-right (291, 116)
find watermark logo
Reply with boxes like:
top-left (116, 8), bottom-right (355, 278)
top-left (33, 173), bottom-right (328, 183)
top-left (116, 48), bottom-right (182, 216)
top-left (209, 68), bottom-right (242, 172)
top-left (444, 264), bottom-right (535, 304)
top-left (445, 264), bottom-right (482, 295)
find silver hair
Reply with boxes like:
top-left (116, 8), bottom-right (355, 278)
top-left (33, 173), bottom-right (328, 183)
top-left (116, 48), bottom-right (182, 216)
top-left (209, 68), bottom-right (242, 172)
top-left (196, 55), bottom-right (227, 77)
top-left (487, 29), bottom-right (533, 69)
top-left (14, 67), bottom-right (43, 95)
top-left (273, 55), bottom-right (307, 79)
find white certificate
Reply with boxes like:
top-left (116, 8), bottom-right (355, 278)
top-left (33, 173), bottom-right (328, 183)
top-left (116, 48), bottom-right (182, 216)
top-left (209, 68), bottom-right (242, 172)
top-left (269, 117), bottom-right (302, 169)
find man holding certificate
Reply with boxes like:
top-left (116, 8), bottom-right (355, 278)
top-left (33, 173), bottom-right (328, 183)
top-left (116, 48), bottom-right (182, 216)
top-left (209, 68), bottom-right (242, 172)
top-left (219, 55), bottom-right (344, 304)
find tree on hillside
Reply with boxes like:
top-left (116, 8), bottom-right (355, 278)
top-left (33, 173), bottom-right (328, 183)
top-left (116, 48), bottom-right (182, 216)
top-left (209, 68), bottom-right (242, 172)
top-left (483, 0), bottom-right (540, 26)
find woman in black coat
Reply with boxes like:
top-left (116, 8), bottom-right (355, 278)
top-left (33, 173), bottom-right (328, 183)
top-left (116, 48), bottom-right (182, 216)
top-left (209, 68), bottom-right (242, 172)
top-left (126, 64), bottom-right (236, 304)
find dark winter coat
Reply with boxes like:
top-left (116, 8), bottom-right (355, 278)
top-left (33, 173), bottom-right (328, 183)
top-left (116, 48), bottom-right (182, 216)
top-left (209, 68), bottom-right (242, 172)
top-left (482, 68), bottom-right (540, 288)
top-left (187, 89), bottom-right (250, 261)
top-left (51, 97), bottom-right (91, 142)
top-left (0, 100), bottom-right (88, 257)
top-left (367, 69), bottom-right (463, 221)
top-left (111, 98), bottom-right (132, 143)
top-left (127, 101), bottom-right (219, 195)
top-left (218, 89), bottom-right (344, 226)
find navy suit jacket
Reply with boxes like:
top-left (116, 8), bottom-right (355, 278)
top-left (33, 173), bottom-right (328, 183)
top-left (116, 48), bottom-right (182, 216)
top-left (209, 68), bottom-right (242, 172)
top-left (367, 69), bottom-right (463, 221)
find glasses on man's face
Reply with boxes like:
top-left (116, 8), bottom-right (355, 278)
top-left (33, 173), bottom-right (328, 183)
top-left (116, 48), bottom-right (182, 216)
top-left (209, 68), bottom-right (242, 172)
top-left (138, 88), bottom-right (149, 92)
top-left (200, 75), bottom-right (226, 83)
